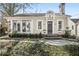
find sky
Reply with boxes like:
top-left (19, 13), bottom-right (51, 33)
top-left (24, 3), bottom-right (79, 18)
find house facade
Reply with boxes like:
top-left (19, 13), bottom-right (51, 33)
top-left (4, 3), bottom-right (71, 35)
top-left (70, 19), bottom-right (79, 36)
top-left (5, 3), bottom-right (79, 36)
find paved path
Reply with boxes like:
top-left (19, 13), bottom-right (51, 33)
top-left (0, 35), bottom-right (9, 39)
top-left (43, 40), bottom-right (79, 46)
top-left (0, 39), bottom-right (79, 46)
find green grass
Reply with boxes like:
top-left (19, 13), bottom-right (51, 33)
top-left (0, 40), bottom-right (79, 56)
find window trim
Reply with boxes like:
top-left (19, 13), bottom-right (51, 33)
top-left (58, 21), bottom-right (62, 31)
top-left (38, 21), bottom-right (42, 29)
top-left (17, 23), bottom-right (20, 32)
top-left (22, 21), bottom-right (26, 32)
top-left (13, 22), bottom-right (17, 32)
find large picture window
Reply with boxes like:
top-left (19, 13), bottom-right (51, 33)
top-left (58, 21), bottom-right (62, 31)
top-left (38, 21), bottom-right (42, 29)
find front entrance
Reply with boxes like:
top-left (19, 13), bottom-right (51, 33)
top-left (47, 21), bottom-right (53, 34)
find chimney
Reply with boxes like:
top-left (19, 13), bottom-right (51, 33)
top-left (59, 3), bottom-right (65, 15)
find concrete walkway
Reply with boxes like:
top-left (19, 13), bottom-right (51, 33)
top-left (0, 39), bottom-right (79, 46)
top-left (43, 40), bottom-right (79, 46)
top-left (0, 35), bottom-right (79, 46)
top-left (0, 35), bottom-right (9, 39)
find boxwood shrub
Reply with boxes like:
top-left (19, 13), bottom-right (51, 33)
top-left (9, 33), bottom-right (44, 38)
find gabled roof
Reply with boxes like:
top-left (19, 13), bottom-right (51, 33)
top-left (71, 19), bottom-right (79, 23)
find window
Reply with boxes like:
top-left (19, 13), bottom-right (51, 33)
top-left (72, 25), bottom-right (74, 30)
top-left (17, 23), bottom-right (20, 31)
top-left (27, 22), bottom-right (30, 32)
top-left (58, 21), bottom-right (62, 31)
top-left (22, 22), bottom-right (26, 32)
top-left (13, 22), bottom-right (16, 31)
top-left (38, 21), bottom-right (42, 29)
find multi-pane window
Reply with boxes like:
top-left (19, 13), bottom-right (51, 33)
top-left (17, 23), bottom-right (20, 31)
top-left (22, 21), bottom-right (26, 32)
top-left (58, 21), bottom-right (62, 31)
top-left (27, 22), bottom-right (30, 32)
top-left (13, 22), bottom-right (16, 31)
top-left (38, 21), bottom-right (42, 29)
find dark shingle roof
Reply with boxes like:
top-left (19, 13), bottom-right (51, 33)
top-left (71, 19), bottom-right (79, 23)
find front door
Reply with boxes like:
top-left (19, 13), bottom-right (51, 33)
top-left (47, 21), bottom-right (53, 34)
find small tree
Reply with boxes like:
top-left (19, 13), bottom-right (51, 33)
top-left (63, 27), bottom-right (71, 38)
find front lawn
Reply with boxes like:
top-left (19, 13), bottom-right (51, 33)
top-left (0, 40), bottom-right (79, 56)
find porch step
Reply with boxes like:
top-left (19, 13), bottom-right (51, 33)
top-left (45, 34), bottom-right (61, 37)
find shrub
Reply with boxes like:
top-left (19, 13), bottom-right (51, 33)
top-left (62, 27), bottom-right (76, 39)
top-left (9, 33), bottom-right (43, 38)
top-left (69, 35), bottom-right (76, 39)
top-left (64, 45), bottom-right (79, 56)
top-left (0, 41), bottom-right (71, 56)
top-left (27, 42), bottom-right (50, 56)
top-left (0, 27), bottom-right (7, 36)
top-left (64, 30), bottom-right (70, 38)
top-left (0, 41), bottom-right (19, 56)
top-left (62, 30), bottom-right (76, 39)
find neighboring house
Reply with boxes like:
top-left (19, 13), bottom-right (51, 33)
top-left (70, 19), bottom-right (79, 36)
top-left (5, 3), bottom-right (72, 35)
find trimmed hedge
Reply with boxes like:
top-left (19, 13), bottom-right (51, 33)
top-left (62, 35), bottom-right (76, 39)
top-left (9, 33), bottom-right (44, 38)
top-left (61, 30), bottom-right (76, 39)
